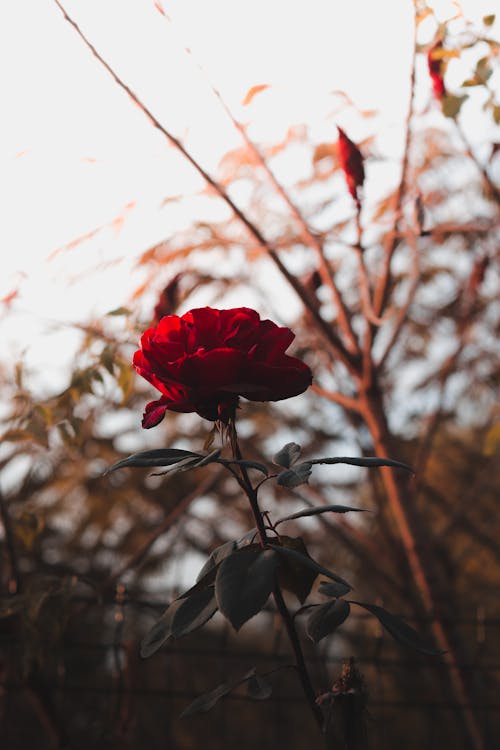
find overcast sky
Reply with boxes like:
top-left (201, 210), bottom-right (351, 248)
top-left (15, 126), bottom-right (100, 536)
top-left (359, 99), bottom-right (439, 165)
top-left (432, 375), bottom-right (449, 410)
top-left (1, 0), bottom-right (497, 387)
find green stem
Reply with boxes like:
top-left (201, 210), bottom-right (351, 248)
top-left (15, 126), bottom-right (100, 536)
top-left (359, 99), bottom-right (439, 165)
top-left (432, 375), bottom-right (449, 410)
top-left (228, 420), bottom-right (324, 732)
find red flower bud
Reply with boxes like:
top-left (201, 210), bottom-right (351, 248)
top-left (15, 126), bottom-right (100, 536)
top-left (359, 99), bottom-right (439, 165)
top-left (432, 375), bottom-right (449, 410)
top-left (337, 127), bottom-right (365, 203)
top-left (134, 307), bottom-right (312, 427)
top-left (427, 42), bottom-right (446, 100)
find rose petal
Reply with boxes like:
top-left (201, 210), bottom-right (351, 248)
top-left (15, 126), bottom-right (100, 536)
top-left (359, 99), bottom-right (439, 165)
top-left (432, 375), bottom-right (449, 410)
top-left (237, 357), bottom-right (312, 401)
top-left (142, 399), bottom-right (169, 429)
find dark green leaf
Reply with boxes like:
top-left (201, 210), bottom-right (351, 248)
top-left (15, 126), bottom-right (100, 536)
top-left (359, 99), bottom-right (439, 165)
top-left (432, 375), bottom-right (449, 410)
top-left (150, 456), bottom-right (204, 476)
top-left (196, 540), bottom-right (238, 582)
top-left (218, 458), bottom-right (269, 475)
top-left (141, 586), bottom-right (218, 657)
top-left (306, 599), bottom-right (350, 642)
top-left (351, 601), bottom-right (444, 655)
top-left (276, 504), bottom-right (369, 525)
top-left (277, 462), bottom-right (312, 487)
top-left (273, 442), bottom-right (302, 468)
top-left (180, 561), bottom-right (222, 599)
top-left (308, 456), bottom-right (414, 473)
top-left (180, 668), bottom-right (256, 718)
top-left (269, 544), bottom-right (352, 590)
top-left (171, 586), bottom-right (218, 638)
top-left (318, 580), bottom-right (352, 598)
top-left (196, 533), bottom-right (259, 582)
top-left (237, 528), bottom-right (259, 546)
top-left (104, 448), bottom-right (202, 474)
top-left (276, 536), bottom-right (317, 604)
top-left (246, 674), bottom-right (272, 700)
top-left (180, 682), bottom-right (234, 718)
top-left (140, 600), bottom-right (182, 657)
top-left (215, 547), bottom-right (279, 630)
top-left (192, 448), bottom-right (222, 466)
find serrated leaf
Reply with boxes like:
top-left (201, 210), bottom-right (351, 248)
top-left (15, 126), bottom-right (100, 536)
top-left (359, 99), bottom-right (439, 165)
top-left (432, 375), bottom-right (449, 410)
top-left (275, 504), bottom-right (369, 525)
top-left (441, 94), bottom-right (468, 119)
top-left (318, 580), bottom-right (352, 598)
top-left (273, 442), bottom-right (302, 468)
top-left (306, 599), bottom-right (350, 643)
top-left (351, 601), bottom-right (444, 655)
top-left (277, 462), bottom-right (312, 488)
top-left (246, 674), bottom-right (272, 700)
top-left (215, 547), bottom-right (278, 630)
top-left (276, 536), bottom-right (317, 604)
top-left (308, 456), bottom-right (414, 473)
top-left (104, 448), bottom-right (202, 474)
top-left (180, 668), bottom-right (256, 718)
top-left (269, 544), bottom-right (352, 590)
top-left (171, 586), bottom-right (218, 638)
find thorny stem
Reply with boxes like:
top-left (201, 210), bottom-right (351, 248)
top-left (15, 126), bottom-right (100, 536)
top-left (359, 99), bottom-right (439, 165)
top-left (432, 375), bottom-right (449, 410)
top-left (228, 421), bottom-right (324, 732)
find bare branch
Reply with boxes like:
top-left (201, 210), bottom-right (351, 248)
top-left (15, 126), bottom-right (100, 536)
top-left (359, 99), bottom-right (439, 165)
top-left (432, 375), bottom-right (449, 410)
top-left (52, 0), bottom-right (359, 375)
top-left (377, 227), bottom-right (420, 371)
top-left (155, 12), bottom-right (359, 356)
top-left (372, 11), bottom-right (418, 319)
top-left (310, 383), bottom-right (360, 413)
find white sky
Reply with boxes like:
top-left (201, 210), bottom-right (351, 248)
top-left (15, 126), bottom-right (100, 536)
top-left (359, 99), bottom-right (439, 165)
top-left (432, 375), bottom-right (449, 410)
top-left (1, 0), bottom-right (497, 388)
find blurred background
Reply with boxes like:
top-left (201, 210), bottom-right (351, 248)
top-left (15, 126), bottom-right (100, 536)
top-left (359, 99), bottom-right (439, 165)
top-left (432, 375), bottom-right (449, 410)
top-left (1, 1), bottom-right (499, 748)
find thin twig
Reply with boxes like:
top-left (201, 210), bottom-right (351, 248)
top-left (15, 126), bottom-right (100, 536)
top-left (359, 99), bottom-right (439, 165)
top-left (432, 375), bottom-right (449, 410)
top-left (52, 0), bottom-right (359, 375)
top-left (372, 8), bottom-right (418, 319)
top-left (272, 584), bottom-right (324, 728)
top-left (310, 383), bottom-right (360, 413)
top-left (155, 9), bottom-right (359, 356)
top-left (454, 118), bottom-right (500, 207)
top-left (377, 226), bottom-right (420, 371)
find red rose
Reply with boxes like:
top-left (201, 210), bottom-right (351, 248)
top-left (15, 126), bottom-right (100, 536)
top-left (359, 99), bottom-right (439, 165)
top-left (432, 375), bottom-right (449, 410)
top-left (133, 307), bottom-right (312, 428)
top-left (337, 127), bottom-right (365, 203)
